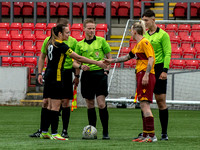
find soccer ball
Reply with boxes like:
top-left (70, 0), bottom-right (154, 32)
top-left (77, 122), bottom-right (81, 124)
top-left (82, 125), bottom-right (97, 139)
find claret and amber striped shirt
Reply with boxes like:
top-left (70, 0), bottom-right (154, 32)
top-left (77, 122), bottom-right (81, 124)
top-left (129, 38), bottom-right (155, 74)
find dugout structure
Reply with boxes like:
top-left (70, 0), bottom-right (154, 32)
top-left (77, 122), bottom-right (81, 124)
top-left (106, 19), bottom-right (200, 110)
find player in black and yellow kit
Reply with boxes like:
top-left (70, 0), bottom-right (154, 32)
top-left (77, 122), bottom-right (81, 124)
top-left (75, 18), bottom-right (112, 140)
top-left (104, 21), bottom-right (157, 142)
top-left (29, 18), bottom-right (80, 138)
top-left (39, 24), bottom-right (107, 140)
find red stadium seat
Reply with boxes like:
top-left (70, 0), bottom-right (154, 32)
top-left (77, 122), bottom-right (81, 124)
top-left (134, 2), bottom-right (141, 17)
top-left (191, 31), bottom-right (200, 39)
top-left (11, 57), bottom-right (24, 67)
top-left (24, 46), bottom-right (36, 56)
top-left (178, 24), bottom-right (191, 38)
top-left (37, 2), bottom-right (46, 16)
top-left (171, 59), bottom-right (185, 69)
top-left (173, 3), bottom-right (187, 18)
top-left (167, 31), bottom-right (176, 37)
top-left (111, 2), bottom-right (119, 16)
top-left (82, 2), bottom-right (95, 16)
top-left (11, 45), bottom-right (24, 56)
top-left (1, 57), bottom-right (12, 67)
top-left (118, 2), bottom-right (130, 17)
top-left (191, 24), bottom-right (200, 31)
top-left (0, 34), bottom-right (11, 46)
top-left (182, 47), bottom-right (196, 58)
top-left (71, 23), bottom-right (83, 38)
top-left (196, 46), bottom-right (200, 57)
top-left (34, 23), bottom-right (46, 37)
top-left (191, 2), bottom-right (200, 17)
top-left (95, 24), bottom-right (107, 38)
top-left (22, 2), bottom-right (34, 16)
top-left (24, 57), bottom-right (37, 68)
top-left (129, 36), bottom-right (137, 49)
top-left (1, 2), bottom-right (10, 16)
top-left (57, 2), bottom-right (69, 16)
top-left (157, 24), bottom-right (166, 30)
top-left (141, 0), bottom-right (154, 7)
top-left (14, 2), bottom-right (23, 16)
top-left (120, 47), bottom-right (131, 55)
top-left (22, 23), bottom-right (34, 36)
top-left (23, 34), bottom-right (35, 48)
top-left (11, 34), bottom-right (23, 49)
top-left (171, 47), bottom-right (182, 58)
top-left (0, 45), bottom-right (11, 56)
top-left (50, 2), bottom-right (59, 16)
top-left (0, 23), bottom-right (9, 35)
top-left (46, 23), bottom-right (56, 36)
top-left (185, 60), bottom-right (199, 69)
top-left (180, 36), bottom-right (193, 48)
top-left (73, 2), bottom-right (83, 16)
top-left (170, 35), bottom-right (181, 45)
top-left (9, 23), bottom-right (22, 36)
top-left (74, 35), bottom-right (85, 42)
top-left (166, 24), bottom-right (178, 35)
top-left (35, 34), bottom-right (47, 49)
top-left (93, 2), bottom-right (106, 17)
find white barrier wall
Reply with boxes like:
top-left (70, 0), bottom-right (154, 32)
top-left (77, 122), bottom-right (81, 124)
top-left (0, 67), bottom-right (28, 105)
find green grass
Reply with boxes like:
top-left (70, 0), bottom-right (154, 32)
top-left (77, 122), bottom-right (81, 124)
top-left (0, 106), bottom-right (200, 150)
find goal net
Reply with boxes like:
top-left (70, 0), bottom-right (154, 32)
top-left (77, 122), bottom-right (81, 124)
top-left (106, 19), bottom-right (200, 110)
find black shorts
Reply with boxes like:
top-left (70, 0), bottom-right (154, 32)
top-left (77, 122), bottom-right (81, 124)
top-left (62, 69), bottom-right (73, 100)
top-left (43, 69), bottom-right (73, 99)
top-left (43, 80), bottom-right (66, 99)
top-left (154, 63), bottom-right (167, 94)
top-left (81, 69), bottom-right (108, 99)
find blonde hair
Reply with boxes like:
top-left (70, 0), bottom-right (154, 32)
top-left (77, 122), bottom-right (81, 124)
top-left (83, 18), bottom-right (95, 27)
top-left (131, 21), bottom-right (146, 35)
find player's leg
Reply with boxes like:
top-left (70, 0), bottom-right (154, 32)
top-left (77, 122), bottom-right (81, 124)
top-left (29, 99), bottom-right (48, 137)
top-left (49, 99), bottom-right (68, 140)
top-left (61, 69), bottom-right (73, 138)
top-left (96, 95), bottom-right (110, 140)
top-left (154, 63), bottom-right (168, 140)
top-left (86, 99), bottom-right (97, 127)
top-left (40, 98), bottom-right (52, 139)
top-left (61, 99), bottom-right (70, 138)
top-left (155, 93), bottom-right (168, 140)
top-left (81, 71), bottom-right (97, 128)
top-left (138, 101), bottom-right (157, 142)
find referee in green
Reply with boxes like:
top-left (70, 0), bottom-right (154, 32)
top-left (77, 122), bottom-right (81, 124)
top-left (142, 10), bottom-right (171, 140)
top-left (75, 18), bottom-right (111, 140)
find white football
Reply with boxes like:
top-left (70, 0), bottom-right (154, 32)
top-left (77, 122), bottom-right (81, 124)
top-left (82, 125), bottom-right (97, 139)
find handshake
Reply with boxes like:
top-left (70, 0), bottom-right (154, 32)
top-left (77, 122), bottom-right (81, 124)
top-left (95, 59), bottom-right (113, 69)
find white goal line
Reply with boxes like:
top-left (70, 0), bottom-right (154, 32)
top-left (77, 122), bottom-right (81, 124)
top-left (105, 98), bottom-right (200, 105)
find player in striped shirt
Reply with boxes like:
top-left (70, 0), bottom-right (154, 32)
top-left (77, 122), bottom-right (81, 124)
top-left (104, 21), bottom-right (157, 142)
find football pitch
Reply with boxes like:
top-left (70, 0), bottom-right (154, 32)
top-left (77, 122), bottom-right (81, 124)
top-left (0, 106), bottom-right (199, 150)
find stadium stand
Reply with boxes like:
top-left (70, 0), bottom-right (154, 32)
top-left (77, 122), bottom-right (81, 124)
top-left (50, 2), bottom-right (59, 16)
top-left (37, 2), bottom-right (47, 16)
top-left (1, 2), bottom-right (10, 16)
top-left (14, 2), bottom-right (23, 16)
top-left (111, 1), bottom-right (119, 16)
top-left (173, 2), bottom-right (187, 18)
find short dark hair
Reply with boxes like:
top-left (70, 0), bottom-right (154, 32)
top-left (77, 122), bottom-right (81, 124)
top-left (142, 9), bottom-right (155, 18)
top-left (83, 18), bottom-right (95, 27)
top-left (56, 18), bottom-right (69, 26)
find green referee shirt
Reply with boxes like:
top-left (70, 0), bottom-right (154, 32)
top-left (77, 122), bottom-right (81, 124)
top-left (75, 36), bottom-right (111, 71)
top-left (41, 36), bottom-right (78, 70)
top-left (144, 27), bottom-right (171, 72)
